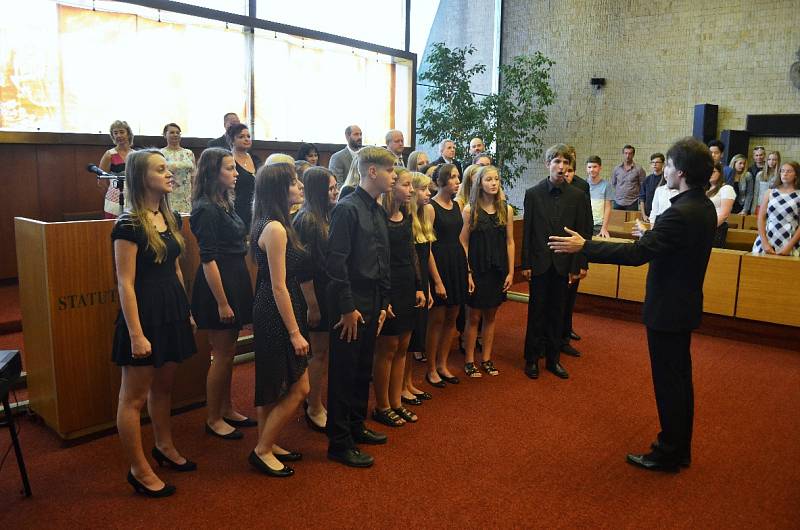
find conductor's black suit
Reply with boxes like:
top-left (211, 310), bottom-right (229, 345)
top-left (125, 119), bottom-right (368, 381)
top-left (582, 187), bottom-right (716, 460)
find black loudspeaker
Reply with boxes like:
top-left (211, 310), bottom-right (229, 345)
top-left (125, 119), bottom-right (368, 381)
top-left (693, 104), bottom-right (718, 144)
top-left (720, 129), bottom-right (750, 165)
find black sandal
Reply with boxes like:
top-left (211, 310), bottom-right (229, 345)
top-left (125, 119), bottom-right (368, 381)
top-left (372, 408), bottom-right (405, 427)
top-left (480, 360), bottom-right (500, 376)
top-left (393, 407), bottom-right (418, 423)
top-left (464, 362), bottom-right (483, 378)
top-left (412, 351), bottom-right (427, 363)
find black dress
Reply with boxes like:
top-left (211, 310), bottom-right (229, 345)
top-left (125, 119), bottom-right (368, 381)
top-left (431, 199), bottom-right (468, 307)
top-left (111, 213), bottom-right (197, 367)
top-left (190, 198), bottom-right (254, 330)
top-left (292, 209), bottom-right (330, 333)
top-left (251, 217), bottom-right (311, 406)
top-left (234, 154), bottom-right (262, 231)
top-left (381, 212), bottom-right (420, 336)
top-left (408, 241), bottom-right (431, 352)
top-left (467, 207), bottom-right (508, 309)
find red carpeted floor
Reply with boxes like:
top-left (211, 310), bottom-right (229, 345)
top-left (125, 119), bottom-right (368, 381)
top-left (1, 300), bottom-right (799, 528)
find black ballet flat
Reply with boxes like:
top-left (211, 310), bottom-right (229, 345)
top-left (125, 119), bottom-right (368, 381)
top-left (127, 471), bottom-right (176, 498)
top-left (248, 451), bottom-right (294, 478)
top-left (401, 395), bottom-right (423, 406)
top-left (413, 391), bottom-right (433, 401)
top-left (437, 370), bottom-right (460, 384)
top-left (275, 451), bottom-right (303, 463)
top-left (205, 423), bottom-right (244, 440)
top-left (223, 416), bottom-right (257, 428)
top-left (152, 447), bottom-right (197, 472)
top-left (304, 408), bottom-right (327, 433)
top-left (425, 373), bottom-right (446, 388)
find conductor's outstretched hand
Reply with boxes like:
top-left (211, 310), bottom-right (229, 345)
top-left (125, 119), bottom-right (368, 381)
top-left (548, 227), bottom-right (585, 254)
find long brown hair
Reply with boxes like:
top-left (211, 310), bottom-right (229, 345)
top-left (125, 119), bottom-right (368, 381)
top-left (296, 166), bottom-right (334, 239)
top-left (123, 149), bottom-right (185, 262)
top-left (249, 163), bottom-right (301, 254)
top-left (192, 147), bottom-right (234, 209)
top-left (467, 165), bottom-right (507, 230)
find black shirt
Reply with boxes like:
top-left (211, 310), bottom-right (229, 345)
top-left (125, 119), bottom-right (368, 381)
top-left (639, 172), bottom-right (663, 216)
top-left (207, 135), bottom-right (228, 148)
top-left (190, 197), bottom-right (248, 263)
top-left (233, 154), bottom-right (262, 231)
top-left (326, 186), bottom-right (391, 320)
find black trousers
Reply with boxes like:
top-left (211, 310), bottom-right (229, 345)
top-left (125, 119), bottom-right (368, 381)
top-left (327, 311), bottom-right (380, 452)
top-left (524, 266), bottom-right (568, 363)
top-left (646, 327), bottom-right (694, 458)
top-left (562, 279), bottom-right (580, 344)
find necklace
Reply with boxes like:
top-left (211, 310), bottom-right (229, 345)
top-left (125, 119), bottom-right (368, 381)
top-left (148, 208), bottom-right (160, 216)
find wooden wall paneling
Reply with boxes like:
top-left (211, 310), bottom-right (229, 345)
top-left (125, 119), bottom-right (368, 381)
top-left (0, 145), bottom-right (42, 278)
top-left (736, 254), bottom-right (800, 326)
top-left (72, 145), bottom-right (110, 215)
top-left (14, 218), bottom-right (58, 428)
top-left (618, 263), bottom-right (648, 302)
top-left (36, 145), bottom-right (75, 222)
top-left (702, 250), bottom-right (746, 316)
top-left (578, 263), bottom-right (619, 298)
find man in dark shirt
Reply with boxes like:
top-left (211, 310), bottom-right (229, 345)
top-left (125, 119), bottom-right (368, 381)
top-left (208, 112), bottom-right (240, 148)
top-left (748, 145), bottom-right (766, 181)
top-left (325, 146), bottom-right (396, 468)
top-left (521, 144), bottom-right (591, 380)
top-left (550, 136), bottom-right (717, 472)
top-left (639, 152), bottom-right (665, 222)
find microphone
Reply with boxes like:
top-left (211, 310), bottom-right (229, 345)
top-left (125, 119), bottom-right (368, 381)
top-left (86, 164), bottom-right (114, 177)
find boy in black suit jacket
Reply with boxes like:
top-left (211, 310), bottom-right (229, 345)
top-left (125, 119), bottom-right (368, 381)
top-left (549, 137), bottom-right (717, 472)
top-left (521, 144), bottom-right (591, 380)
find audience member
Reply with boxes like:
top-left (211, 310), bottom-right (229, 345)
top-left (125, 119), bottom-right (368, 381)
top-left (611, 144), bottom-right (646, 211)
top-left (561, 161), bottom-right (591, 353)
top-left (754, 151), bottom-right (781, 215)
top-left (753, 161), bottom-right (800, 256)
top-left (190, 148), bottom-right (255, 440)
top-left (226, 123), bottom-right (261, 230)
top-left (407, 150), bottom-right (430, 172)
top-left (325, 146), bottom-right (395, 468)
top-left (372, 168), bottom-right (425, 427)
top-left (328, 125), bottom-right (363, 183)
top-left (649, 171), bottom-right (679, 226)
top-left (292, 167), bottom-right (338, 433)
top-left (296, 143), bottom-right (319, 166)
top-left (728, 154), bottom-right (754, 214)
top-left (705, 162), bottom-right (735, 248)
top-left (385, 130), bottom-right (406, 167)
top-left (462, 137), bottom-right (485, 169)
top-left (99, 119), bottom-right (135, 218)
top-left (425, 164), bottom-right (467, 388)
top-left (160, 123), bottom-right (196, 214)
top-left (459, 165), bottom-right (514, 377)
top-left (749, 145), bottom-right (766, 182)
top-left (639, 153), bottom-right (665, 223)
top-left (248, 162), bottom-right (311, 477)
top-left (432, 139), bottom-right (463, 176)
top-left (521, 144), bottom-right (590, 380)
top-left (473, 153), bottom-right (492, 166)
top-left (586, 156), bottom-right (612, 237)
top-left (708, 139), bottom-right (734, 184)
top-left (111, 149), bottom-right (197, 497)
top-left (208, 113), bottom-right (240, 148)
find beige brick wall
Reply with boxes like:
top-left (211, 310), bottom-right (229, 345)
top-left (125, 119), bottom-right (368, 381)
top-left (502, 0), bottom-right (800, 207)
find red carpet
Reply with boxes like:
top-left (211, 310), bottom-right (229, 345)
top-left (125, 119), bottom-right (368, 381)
top-left (1, 301), bottom-right (798, 528)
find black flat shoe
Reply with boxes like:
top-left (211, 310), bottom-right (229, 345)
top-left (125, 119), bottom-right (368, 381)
top-left (224, 416), bottom-right (257, 428)
top-left (127, 471), bottom-right (176, 498)
top-left (650, 442), bottom-right (691, 467)
top-left (352, 427), bottom-right (387, 445)
top-left (249, 451), bottom-right (294, 477)
top-left (425, 372), bottom-right (446, 388)
top-left (437, 370), bottom-right (460, 384)
top-left (561, 344), bottom-right (582, 358)
top-left (545, 361), bottom-right (569, 379)
top-left (275, 451), bottom-right (303, 463)
top-left (305, 410), bottom-right (327, 433)
top-left (401, 395), bottom-right (423, 406)
top-left (524, 361), bottom-right (539, 379)
top-left (569, 330), bottom-right (581, 341)
top-left (626, 452), bottom-right (680, 473)
top-left (412, 391), bottom-right (432, 400)
top-left (152, 447), bottom-right (197, 472)
top-left (205, 423), bottom-right (244, 440)
top-left (327, 448), bottom-right (374, 468)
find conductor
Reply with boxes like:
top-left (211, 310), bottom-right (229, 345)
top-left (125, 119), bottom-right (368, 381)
top-left (548, 137), bottom-right (717, 472)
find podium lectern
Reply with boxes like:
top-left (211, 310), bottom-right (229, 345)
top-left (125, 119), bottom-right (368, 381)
top-left (14, 217), bottom-right (210, 439)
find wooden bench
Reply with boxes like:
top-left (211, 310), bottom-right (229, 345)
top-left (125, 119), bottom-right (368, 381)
top-left (742, 215), bottom-right (758, 231)
top-left (736, 254), bottom-right (800, 326)
top-left (725, 229), bottom-right (758, 251)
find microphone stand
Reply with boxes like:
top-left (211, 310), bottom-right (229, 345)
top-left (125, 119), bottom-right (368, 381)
top-left (95, 174), bottom-right (126, 210)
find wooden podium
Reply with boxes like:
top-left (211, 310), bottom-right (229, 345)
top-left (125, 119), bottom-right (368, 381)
top-left (14, 217), bottom-right (210, 439)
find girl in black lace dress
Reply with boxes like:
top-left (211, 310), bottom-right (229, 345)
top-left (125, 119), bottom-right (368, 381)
top-left (112, 149), bottom-right (197, 498)
top-left (425, 164), bottom-right (467, 387)
top-left (458, 165), bottom-right (514, 378)
top-left (248, 163), bottom-right (312, 477)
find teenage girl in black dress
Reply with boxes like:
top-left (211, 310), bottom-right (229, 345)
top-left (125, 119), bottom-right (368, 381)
top-left (190, 148), bottom-right (255, 439)
top-left (425, 164), bottom-right (467, 387)
top-left (458, 165), bottom-right (514, 377)
top-left (373, 168), bottom-right (426, 427)
top-left (112, 149), bottom-right (197, 497)
top-left (292, 167), bottom-right (338, 432)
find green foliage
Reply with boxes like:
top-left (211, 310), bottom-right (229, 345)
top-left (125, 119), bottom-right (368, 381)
top-left (416, 43), bottom-right (555, 188)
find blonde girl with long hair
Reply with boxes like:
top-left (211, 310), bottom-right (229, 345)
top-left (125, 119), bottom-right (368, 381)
top-left (458, 165), bottom-right (514, 377)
